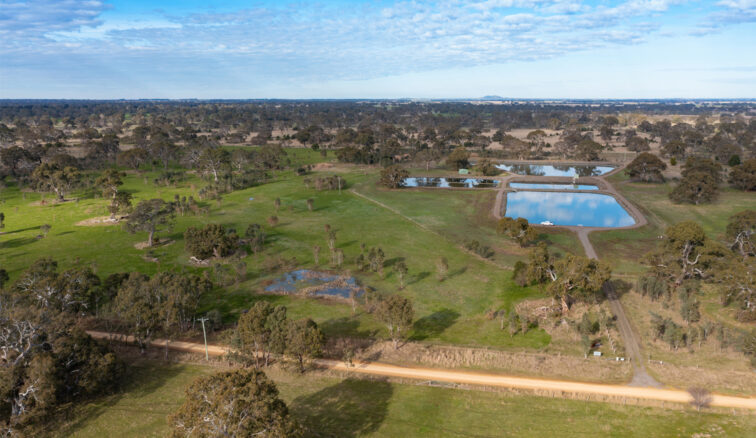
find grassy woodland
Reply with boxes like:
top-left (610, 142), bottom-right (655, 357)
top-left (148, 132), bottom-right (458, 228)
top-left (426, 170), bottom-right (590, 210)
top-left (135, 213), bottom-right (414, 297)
top-left (591, 172), bottom-right (754, 274)
top-left (1, 101), bottom-right (754, 435)
top-left (0, 149), bottom-right (553, 350)
top-left (60, 360), bottom-right (756, 438)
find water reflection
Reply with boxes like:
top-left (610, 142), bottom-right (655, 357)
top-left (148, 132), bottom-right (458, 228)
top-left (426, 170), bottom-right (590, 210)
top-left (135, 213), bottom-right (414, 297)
top-left (496, 164), bottom-right (615, 177)
top-left (505, 192), bottom-right (635, 227)
top-left (510, 183), bottom-right (598, 190)
top-left (403, 177), bottom-right (500, 188)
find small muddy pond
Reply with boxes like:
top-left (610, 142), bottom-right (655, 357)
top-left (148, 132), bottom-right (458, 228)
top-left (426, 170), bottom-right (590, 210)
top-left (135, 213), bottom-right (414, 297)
top-left (505, 192), bottom-right (635, 228)
top-left (265, 270), bottom-right (363, 299)
top-left (510, 183), bottom-right (599, 191)
top-left (403, 177), bottom-right (500, 188)
top-left (496, 164), bottom-right (615, 177)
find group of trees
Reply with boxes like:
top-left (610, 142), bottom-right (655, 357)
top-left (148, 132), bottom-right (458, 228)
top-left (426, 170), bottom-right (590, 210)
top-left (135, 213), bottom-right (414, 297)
top-left (729, 158), bottom-right (756, 191)
top-left (640, 213), bottom-right (755, 365)
top-left (497, 217), bottom-right (538, 247)
top-left (670, 158), bottom-right (723, 205)
top-left (513, 243), bottom-right (612, 313)
top-left (0, 259), bottom-right (125, 434)
top-left (184, 224), bottom-right (240, 260)
top-left (625, 153), bottom-right (667, 183)
top-left (235, 301), bottom-right (324, 372)
top-left (170, 368), bottom-right (302, 438)
top-left (626, 152), bottom-right (754, 203)
top-left (113, 272), bottom-right (213, 352)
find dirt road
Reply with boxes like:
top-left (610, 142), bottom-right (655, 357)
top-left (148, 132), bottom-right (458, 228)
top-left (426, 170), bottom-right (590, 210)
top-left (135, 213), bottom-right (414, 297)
top-left (87, 330), bottom-right (756, 410)
top-left (493, 167), bottom-right (660, 387)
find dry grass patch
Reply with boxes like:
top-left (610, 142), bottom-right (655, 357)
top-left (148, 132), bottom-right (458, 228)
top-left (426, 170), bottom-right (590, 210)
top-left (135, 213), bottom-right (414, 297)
top-left (352, 339), bottom-right (632, 384)
top-left (620, 291), bottom-right (756, 394)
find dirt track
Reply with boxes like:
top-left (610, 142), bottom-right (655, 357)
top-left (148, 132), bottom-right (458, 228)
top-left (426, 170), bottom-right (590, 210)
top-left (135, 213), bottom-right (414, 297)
top-left (491, 164), bottom-right (660, 387)
top-left (87, 330), bottom-right (756, 410)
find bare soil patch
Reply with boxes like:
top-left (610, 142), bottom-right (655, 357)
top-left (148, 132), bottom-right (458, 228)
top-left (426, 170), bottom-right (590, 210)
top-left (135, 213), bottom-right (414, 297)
top-left (75, 216), bottom-right (126, 227)
top-left (134, 239), bottom-right (174, 250)
top-left (29, 198), bottom-right (76, 207)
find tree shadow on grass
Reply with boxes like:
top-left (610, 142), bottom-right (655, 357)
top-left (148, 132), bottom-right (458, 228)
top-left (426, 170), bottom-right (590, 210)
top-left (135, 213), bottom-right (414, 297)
top-left (291, 378), bottom-right (393, 438)
top-left (55, 362), bottom-right (188, 436)
top-left (383, 256), bottom-right (405, 269)
top-left (606, 278), bottom-right (633, 299)
top-left (320, 316), bottom-right (378, 339)
top-left (410, 308), bottom-right (460, 341)
top-left (408, 271), bottom-right (430, 285)
top-left (1, 236), bottom-right (38, 249)
top-left (448, 265), bottom-right (467, 279)
top-left (0, 225), bottom-right (41, 235)
top-left (338, 240), bottom-right (358, 249)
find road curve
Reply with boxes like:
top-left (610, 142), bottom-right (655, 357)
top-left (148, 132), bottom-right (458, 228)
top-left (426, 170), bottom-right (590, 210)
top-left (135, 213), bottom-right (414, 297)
top-left (87, 330), bottom-right (756, 411)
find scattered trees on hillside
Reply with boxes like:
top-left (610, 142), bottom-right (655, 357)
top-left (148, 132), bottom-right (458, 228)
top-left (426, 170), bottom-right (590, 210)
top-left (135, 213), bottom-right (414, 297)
top-left (304, 175), bottom-right (345, 191)
top-left (625, 153), bottom-right (667, 183)
top-left (661, 140), bottom-right (687, 159)
top-left (497, 217), bottom-right (538, 247)
top-left (0, 260), bottom-right (124, 435)
top-left (286, 318), bottom-right (325, 372)
top-left (125, 199), bottom-right (175, 247)
top-left (170, 369), bottom-right (301, 438)
top-left (245, 223), bottom-right (266, 253)
top-left (196, 147), bottom-right (231, 182)
top-left (625, 136), bottom-right (650, 152)
top-left (516, 243), bottom-right (611, 312)
top-left (31, 162), bottom-right (79, 201)
top-left (236, 303), bottom-right (323, 371)
top-left (729, 158), bottom-right (756, 191)
top-left (96, 169), bottom-right (130, 220)
top-left (645, 221), bottom-right (727, 285)
top-left (114, 272), bottom-right (211, 352)
top-left (237, 301), bottom-right (287, 367)
top-left (116, 147), bottom-right (149, 171)
top-left (393, 261), bottom-right (408, 289)
top-left (670, 172), bottom-right (718, 205)
top-left (11, 258), bottom-right (103, 314)
top-left (474, 158), bottom-right (500, 176)
top-left (445, 146), bottom-right (470, 170)
top-left (376, 295), bottom-right (414, 349)
top-left (378, 165), bottom-right (408, 188)
top-left (682, 157), bottom-right (723, 182)
top-left (0, 146), bottom-right (39, 178)
top-left (726, 210), bottom-right (755, 258)
top-left (184, 224), bottom-right (239, 260)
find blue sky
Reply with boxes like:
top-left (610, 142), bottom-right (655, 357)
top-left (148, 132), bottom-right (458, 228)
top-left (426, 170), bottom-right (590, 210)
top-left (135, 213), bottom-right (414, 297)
top-left (0, 0), bottom-right (754, 98)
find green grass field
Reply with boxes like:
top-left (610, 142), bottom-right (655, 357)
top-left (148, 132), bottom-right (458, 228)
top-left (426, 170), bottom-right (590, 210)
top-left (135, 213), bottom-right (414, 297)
top-left (0, 150), bottom-right (549, 349)
top-left (59, 361), bottom-right (756, 438)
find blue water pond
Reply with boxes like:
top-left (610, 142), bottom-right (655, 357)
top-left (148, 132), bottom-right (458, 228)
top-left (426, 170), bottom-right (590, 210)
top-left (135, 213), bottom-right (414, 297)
top-left (403, 177), bottom-right (500, 188)
top-left (505, 192), bottom-right (635, 228)
top-left (265, 270), bottom-right (363, 299)
top-left (496, 164), bottom-right (615, 177)
top-left (510, 183), bottom-right (599, 190)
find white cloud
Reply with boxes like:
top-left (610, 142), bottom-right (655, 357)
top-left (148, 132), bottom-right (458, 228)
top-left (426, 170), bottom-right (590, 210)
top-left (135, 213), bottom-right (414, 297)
top-left (0, 0), bottom-right (108, 39)
top-left (694, 0), bottom-right (756, 34)
top-left (0, 0), bottom-right (751, 85)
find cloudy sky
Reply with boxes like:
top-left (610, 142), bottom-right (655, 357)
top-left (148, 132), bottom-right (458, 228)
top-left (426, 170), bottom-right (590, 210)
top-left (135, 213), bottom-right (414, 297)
top-left (1, 0), bottom-right (754, 98)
